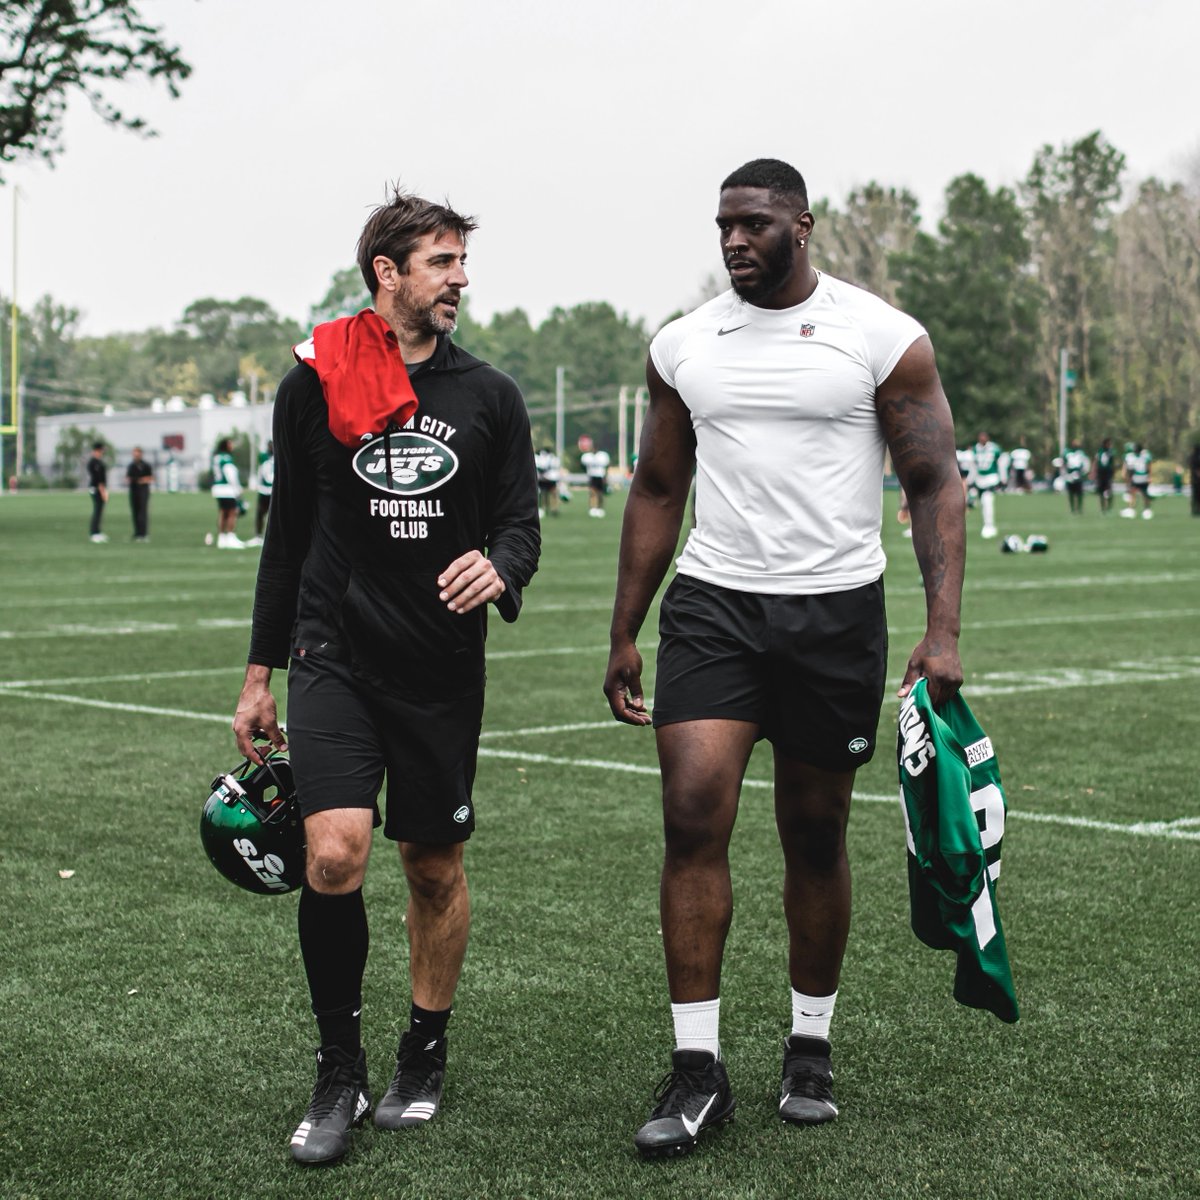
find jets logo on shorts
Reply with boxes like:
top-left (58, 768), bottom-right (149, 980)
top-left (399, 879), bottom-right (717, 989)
top-left (352, 432), bottom-right (459, 496)
top-left (847, 737), bottom-right (869, 754)
top-left (453, 805), bottom-right (471, 823)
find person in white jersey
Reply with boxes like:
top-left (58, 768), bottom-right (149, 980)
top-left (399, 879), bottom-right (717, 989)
top-left (970, 432), bottom-right (1005, 538)
top-left (603, 159), bottom-right (966, 1159)
top-left (1009, 442), bottom-right (1033, 492)
top-left (1122, 442), bottom-right (1153, 518)
top-left (534, 445), bottom-right (562, 518)
top-left (580, 439), bottom-right (612, 516)
top-left (1062, 440), bottom-right (1089, 514)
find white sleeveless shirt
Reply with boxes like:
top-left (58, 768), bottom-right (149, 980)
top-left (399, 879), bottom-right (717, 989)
top-left (650, 274), bottom-right (925, 594)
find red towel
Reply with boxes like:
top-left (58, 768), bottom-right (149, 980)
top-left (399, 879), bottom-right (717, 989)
top-left (293, 309), bottom-right (419, 447)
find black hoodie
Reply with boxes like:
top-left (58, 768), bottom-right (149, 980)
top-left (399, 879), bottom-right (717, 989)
top-left (248, 334), bottom-right (541, 698)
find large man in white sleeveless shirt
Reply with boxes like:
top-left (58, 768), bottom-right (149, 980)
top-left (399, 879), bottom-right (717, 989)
top-left (604, 159), bottom-right (966, 1159)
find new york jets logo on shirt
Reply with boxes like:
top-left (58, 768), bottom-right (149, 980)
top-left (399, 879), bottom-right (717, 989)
top-left (353, 432), bottom-right (459, 496)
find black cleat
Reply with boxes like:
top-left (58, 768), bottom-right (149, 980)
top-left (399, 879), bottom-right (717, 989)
top-left (634, 1049), bottom-right (735, 1159)
top-left (779, 1035), bottom-right (838, 1125)
top-left (289, 1046), bottom-right (371, 1165)
top-left (373, 1030), bottom-right (447, 1129)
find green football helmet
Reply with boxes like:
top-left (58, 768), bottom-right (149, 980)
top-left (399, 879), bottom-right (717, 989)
top-left (200, 751), bottom-right (305, 894)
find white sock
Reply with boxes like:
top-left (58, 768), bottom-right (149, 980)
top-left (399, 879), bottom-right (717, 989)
top-left (671, 998), bottom-right (720, 1058)
top-left (981, 490), bottom-right (996, 528)
top-left (790, 988), bottom-right (837, 1042)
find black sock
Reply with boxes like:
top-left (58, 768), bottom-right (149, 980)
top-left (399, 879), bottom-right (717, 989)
top-left (410, 1001), bottom-right (452, 1044)
top-left (298, 886), bottom-right (368, 1055)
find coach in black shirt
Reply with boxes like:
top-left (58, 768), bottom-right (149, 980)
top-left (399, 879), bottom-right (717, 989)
top-left (125, 446), bottom-right (153, 540)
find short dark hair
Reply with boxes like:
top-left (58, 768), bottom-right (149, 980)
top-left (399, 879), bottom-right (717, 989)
top-left (91, 441), bottom-right (105, 451)
top-left (356, 185), bottom-right (479, 296)
top-left (721, 158), bottom-right (809, 212)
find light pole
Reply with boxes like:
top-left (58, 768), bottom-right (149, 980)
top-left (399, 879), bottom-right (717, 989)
top-left (0, 187), bottom-right (19, 491)
top-left (554, 366), bottom-right (565, 465)
top-left (1057, 347), bottom-right (1074, 457)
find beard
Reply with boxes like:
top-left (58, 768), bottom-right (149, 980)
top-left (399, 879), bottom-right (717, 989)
top-left (396, 280), bottom-right (460, 337)
top-left (730, 232), bottom-right (796, 303)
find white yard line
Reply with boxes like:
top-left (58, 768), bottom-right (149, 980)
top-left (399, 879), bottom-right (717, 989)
top-left (476, 748), bottom-right (1200, 842)
top-left (0, 687), bottom-right (231, 723)
top-left (0, 666), bottom-right (241, 689)
top-left (0, 592), bottom-right (230, 610)
top-left (3, 603), bottom-right (1197, 644)
top-left (0, 686), bottom-right (1195, 843)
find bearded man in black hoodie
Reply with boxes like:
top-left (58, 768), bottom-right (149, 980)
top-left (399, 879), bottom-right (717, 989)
top-left (232, 188), bottom-right (540, 1166)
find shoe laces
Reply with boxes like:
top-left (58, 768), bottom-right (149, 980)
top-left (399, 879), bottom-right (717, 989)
top-left (306, 1057), bottom-right (361, 1121)
top-left (387, 1032), bottom-right (444, 1100)
top-left (649, 1063), bottom-right (710, 1119)
top-left (783, 1056), bottom-right (833, 1101)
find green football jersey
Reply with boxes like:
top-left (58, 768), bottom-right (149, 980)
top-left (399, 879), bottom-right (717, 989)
top-left (897, 678), bottom-right (1019, 1023)
top-left (972, 441), bottom-right (1003, 477)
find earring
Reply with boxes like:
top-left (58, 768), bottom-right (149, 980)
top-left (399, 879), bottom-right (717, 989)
top-left (799, 238), bottom-right (806, 247)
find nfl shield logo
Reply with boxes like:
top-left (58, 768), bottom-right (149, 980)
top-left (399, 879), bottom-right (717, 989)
top-left (800, 323), bottom-right (815, 338)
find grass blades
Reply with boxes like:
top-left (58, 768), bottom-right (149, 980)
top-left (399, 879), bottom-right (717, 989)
top-left (1, 487), bottom-right (1197, 1199)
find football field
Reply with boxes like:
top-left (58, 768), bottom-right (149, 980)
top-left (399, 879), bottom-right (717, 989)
top-left (1, 487), bottom-right (1197, 1199)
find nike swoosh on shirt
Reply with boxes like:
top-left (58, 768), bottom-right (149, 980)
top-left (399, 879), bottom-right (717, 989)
top-left (716, 324), bottom-right (749, 336)
top-left (681, 1094), bottom-right (717, 1138)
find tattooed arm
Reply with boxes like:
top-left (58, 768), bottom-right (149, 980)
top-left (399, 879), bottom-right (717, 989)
top-left (876, 335), bottom-right (966, 707)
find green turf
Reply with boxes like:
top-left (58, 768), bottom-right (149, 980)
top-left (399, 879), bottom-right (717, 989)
top-left (1, 487), bottom-right (1197, 1199)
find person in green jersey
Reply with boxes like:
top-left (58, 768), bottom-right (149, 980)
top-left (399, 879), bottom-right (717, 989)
top-left (970, 432), bottom-right (1005, 539)
top-left (1093, 437), bottom-right (1117, 513)
top-left (211, 436), bottom-right (246, 548)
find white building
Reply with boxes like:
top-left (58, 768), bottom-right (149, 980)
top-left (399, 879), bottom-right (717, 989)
top-left (35, 393), bottom-right (274, 490)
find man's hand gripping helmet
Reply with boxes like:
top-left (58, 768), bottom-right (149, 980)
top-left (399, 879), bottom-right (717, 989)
top-left (200, 750), bottom-right (305, 894)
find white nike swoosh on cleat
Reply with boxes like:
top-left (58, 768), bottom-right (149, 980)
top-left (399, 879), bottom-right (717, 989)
top-left (681, 1094), bottom-right (717, 1138)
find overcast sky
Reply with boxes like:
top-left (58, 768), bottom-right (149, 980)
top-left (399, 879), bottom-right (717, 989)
top-left (10, 0), bottom-right (1200, 341)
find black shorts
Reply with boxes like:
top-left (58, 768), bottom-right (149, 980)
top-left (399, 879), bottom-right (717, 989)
top-left (216, 497), bottom-right (239, 512)
top-left (1095, 472), bottom-right (1113, 492)
top-left (286, 651), bottom-right (483, 843)
top-left (652, 574), bottom-right (888, 771)
top-left (588, 476), bottom-right (609, 495)
top-left (1131, 480), bottom-right (1150, 495)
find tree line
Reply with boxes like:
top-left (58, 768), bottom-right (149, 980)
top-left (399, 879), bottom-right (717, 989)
top-left (4, 129), bottom-right (1198, 482)
top-left (815, 131), bottom-right (1199, 472)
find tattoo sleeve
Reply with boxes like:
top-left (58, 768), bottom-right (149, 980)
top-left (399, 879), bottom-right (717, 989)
top-left (877, 345), bottom-right (966, 639)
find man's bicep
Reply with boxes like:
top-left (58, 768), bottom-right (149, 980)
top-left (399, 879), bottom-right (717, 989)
top-left (636, 357), bottom-right (696, 499)
top-left (876, 337), bottom-right (958, 489)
